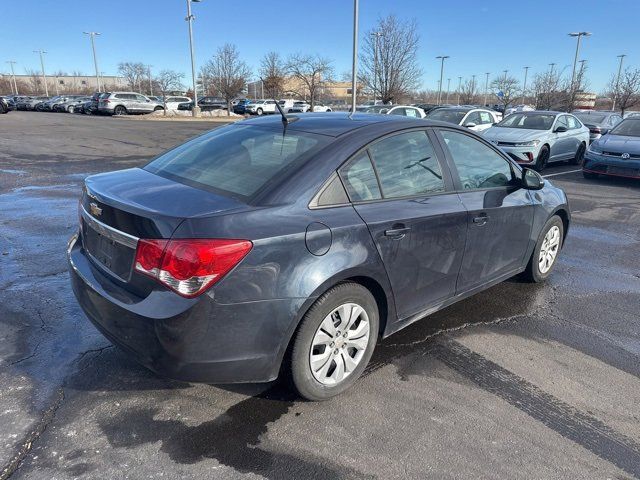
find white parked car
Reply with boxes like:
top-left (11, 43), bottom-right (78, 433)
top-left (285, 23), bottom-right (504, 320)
top-left (427, 106), bottom-right (500, 132)
top-left (362, 104), bottom-right (426, 118)
top-left (481, 111), bottom-right (590, 171)
top-left (246, 99), bottom-right (278, 115)
top-left (162, 96), bottom-right (192, 111)
top-left (288, 101), bottom-right (310, 113)
top-left (504, 104), bottom-right (535, 116)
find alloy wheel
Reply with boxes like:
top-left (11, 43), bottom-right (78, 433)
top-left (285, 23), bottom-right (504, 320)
top-left (538, 225), bottom-right (561, 274)
top-left (309, 303), bottom-right (370, 386)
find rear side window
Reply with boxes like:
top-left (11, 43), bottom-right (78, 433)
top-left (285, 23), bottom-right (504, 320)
top-left (439, 130), bottom-right (515, 189)
top-left (145, 125), bottom-right (329, 199)
top-left (340, 152), bottom-right (381, 201)
top-left (368, 131), bottom-right (445, 198)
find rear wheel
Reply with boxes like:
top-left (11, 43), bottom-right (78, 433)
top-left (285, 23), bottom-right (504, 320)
top-left (523, 215), bottom-right (564, 283)
top-left (256, 108), bottom-right (263, 115)
top-left (535, 145), bottom-right (550, 172)
top-left (289, 283), bottom-right (379, 401)
top-left (154, 106), bottom-right (163, 111)
top-left (113, 105), bottom-right (127, 116)
top-left (570, 142), bottom-right (586, 165)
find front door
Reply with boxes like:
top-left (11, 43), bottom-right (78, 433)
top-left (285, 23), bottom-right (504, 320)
top-left (435, 128), bottom-right (534, 292)
top-left (339, 130), bottom-right (467, 319)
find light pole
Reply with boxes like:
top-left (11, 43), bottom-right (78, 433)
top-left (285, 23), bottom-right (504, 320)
top-left (520, 66), bottom-right (530, 105)
top-left (612, 54), bottom-right (626, 111)
top-left (83, 32), bottom-right (102, 92)
top-left (445, 78), bottom-right (451, 104)
top-left (472, 74), bottom-right (477, 97)
top-left (483, 72), bottom-right (490, 106)
top-left (147, 65), bottom-right (153, 96)
top-left (568, 32), bottom-right (591, 92)
top-left (436, 55), bottom-right (449, 105)
top-left (350, 0), bottom-right (359, 113)
top-left (186, 0), bottom-right (202, 117)
top-left (33, 50), bottom-right (48, 96)
top-left (456, 76), bottom-right (462, 105)
top-left (6, 61), bottom-right (18, 94)
top-left (549, 62), bottom-right (556, 75)
top-left (371, 31), bottom-right (383, 104)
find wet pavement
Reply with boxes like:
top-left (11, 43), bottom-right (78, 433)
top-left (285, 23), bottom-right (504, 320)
top-left (1, 112), bottom-right (639, 479)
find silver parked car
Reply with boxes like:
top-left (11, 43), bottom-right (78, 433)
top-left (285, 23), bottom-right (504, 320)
top-left (54, 96), bottom-right (92, 113)
top-left (572, 110), bottom-right (623, 143)
top-left (97, 92), bottom-right (163, 115)
top-left (482, 111), bottom-right (590, 171)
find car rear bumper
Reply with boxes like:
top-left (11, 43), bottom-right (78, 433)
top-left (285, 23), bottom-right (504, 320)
top-left (67, 233), bottom-right (301, 384)
top-left (583, 152), bottom-right (640, 179)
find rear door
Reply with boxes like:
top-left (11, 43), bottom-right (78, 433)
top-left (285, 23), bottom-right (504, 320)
top-left (434, 128), bottom-right (534, 292)
top-left (340, 129), bottom-right (467, 320)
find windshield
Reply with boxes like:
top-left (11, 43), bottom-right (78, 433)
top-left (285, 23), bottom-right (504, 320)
top-left (427, 109), bottom-right (467, 124)
top-left (611, 119), bottom-right (640, 137)
top-left (364, 105), bottom-right (389, 113)
top-left (574, 113), bottom-right (607, 123)
top-left (145, 125), bottom-right (330, 199)
top-left (497, 113), bottom-right (555, 130)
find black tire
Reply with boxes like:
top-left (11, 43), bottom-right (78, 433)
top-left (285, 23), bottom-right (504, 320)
top-left (535, 145), bottom-right (550, 172)
top-left (582, 170), bottom-right (598, 180)
top-left (523, 215), bottom-right (564, 283)
top-left (154, 106), bottom-right (163, 111)
top-left (570, 142), bottom-right (586, 165)
top-left (289, 282), bottom-right (379, 401)
top-left (0, 104), bottom-right (6, 114)
top-left (68, 106), bottom-right (75, 114)
top-left (326, 108), bottom-right (332, 112)
top-left (256, 108), bottom-right (263, 115)
top-left (113, 105), bottom-right (127, 116)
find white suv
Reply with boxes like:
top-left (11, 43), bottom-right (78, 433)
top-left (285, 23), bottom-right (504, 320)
top-left (246, 99), bottom-right (277, 115)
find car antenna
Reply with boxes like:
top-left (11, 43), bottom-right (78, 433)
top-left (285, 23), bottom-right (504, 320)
top-left (261, 77), bottom-right (297, 126)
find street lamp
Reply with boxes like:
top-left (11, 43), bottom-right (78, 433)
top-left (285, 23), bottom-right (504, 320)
top-left (371, 31), bottom-right (383, 104)
top-left (549, 62), bottom-right (556, 75)
top-left (6, 61), bottom-right (18, 95)
top-left (186, 0), bottom-right (202, 117)
top-left (456, 76), bottom-right (462, 105)
top-left (521, 66), bottom-right (530, 105)
top-left (350, 0), bottom-right (359, 113)
top-left (436, 55), bottom-right (449, 105)
top-left (445, 78), bottom-right (451, 104)
top-left (83, 32), bottom-right (101, 92)
top-left (483, 72), bottom-right (490, 106)
top-left (33, 50), bottom-right (48, 96)
top-left (147, 65), bottom-right (153, 96)
top-left (612, 54), bottom-right (626, 111)
top-left (568, 32), bottom-right (591, 91)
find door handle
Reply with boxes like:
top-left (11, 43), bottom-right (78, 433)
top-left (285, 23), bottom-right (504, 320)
top-left (472, 214), bottom-right (489, 226)
top-left (384, 226), bottom-right (411, 238)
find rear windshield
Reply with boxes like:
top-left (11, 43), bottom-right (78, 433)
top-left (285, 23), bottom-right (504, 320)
top-left (145, 125), bottom-right (330, 199)
top-left (574, 113), bottom-right (607, 123)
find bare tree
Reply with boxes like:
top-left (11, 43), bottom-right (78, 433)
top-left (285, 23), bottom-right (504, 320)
top-left (532, 68), bottom-right (564, 110)
top-left (490, 73), bottom-right (520, 113)
top-left (459, 79), bottom-right (478, 105)
top-left (285, 53), bottom-right (334, 111)
top-left (25, 69), bottom-right (42, 95)
top-left (155, 70), bottom-right (185, 116)
top-left (205, 43), bottom-right (251, 116)
top-left (606, 67), bottom-right (640, 115)
top-left (259, 51), bottom-right (286, 99)
top-left (359, 15), bottom-right (421, 104)
top-left (118, 62), bottom-right (146, 91)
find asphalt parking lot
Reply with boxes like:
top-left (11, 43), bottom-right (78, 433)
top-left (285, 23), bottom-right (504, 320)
top-left (1, 111), bottom-right (639, 480)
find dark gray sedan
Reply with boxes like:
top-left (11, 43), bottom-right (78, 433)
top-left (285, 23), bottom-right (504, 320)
top-left (573, 110), bottom-right (623, 143)
top-left (67, 113), bottom-right (570, 400)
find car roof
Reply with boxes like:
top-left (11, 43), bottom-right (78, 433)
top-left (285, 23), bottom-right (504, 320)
top-left (240, 112), bottom-right (437, 137)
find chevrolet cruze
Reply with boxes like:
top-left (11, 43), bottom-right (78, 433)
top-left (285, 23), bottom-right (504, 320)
top-left (68, 113), bottom-right (570, 400)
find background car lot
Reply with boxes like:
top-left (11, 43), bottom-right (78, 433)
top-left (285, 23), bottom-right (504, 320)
top-left (1, 112), bottom-right (640, 479)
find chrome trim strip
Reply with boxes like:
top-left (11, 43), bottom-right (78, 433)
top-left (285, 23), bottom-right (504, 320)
top-left (80, 205), bottom-right (139, 249)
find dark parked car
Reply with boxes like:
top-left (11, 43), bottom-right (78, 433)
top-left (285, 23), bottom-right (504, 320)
top-left (68, 113), bottom-right (570, 400)
top-left (0, 96), bottom-right (13, 113)
top-left (233, 98), bottom-right (253, 114)
top-left (583, 118), bottom-right (640, 179)
top-left (178, 96), bottom-right (227, 112)
top-left (572, 110), bottom-right (623, 143)
top-left (17, 96), bottom-right (49, 110)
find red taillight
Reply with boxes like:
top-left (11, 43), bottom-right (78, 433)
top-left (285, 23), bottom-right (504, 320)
top-left (134, 238), bottom-right (252, 298)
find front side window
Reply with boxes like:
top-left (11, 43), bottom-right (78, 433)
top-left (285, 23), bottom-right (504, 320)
top-left (145, 125), bottom-right (329, 199)
top-left (556, 115), bottom-right (569, 130)
top-left (479, 111), bottom-right (494, 124)
top-left (389, 108), bottom-right (406, 116)
top-left (440, 130), bottom-right (515, 190)
top-left (404, 108), bottom-right (419, 118)
top-left (368, 131), bottom-right (445, 198)
top-left (340, 152), bottom-right (381, 201)
top-left (566, 116), bottom-right (581, 129)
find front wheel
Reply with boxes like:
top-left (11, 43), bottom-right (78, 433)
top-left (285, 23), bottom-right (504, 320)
top-left (570, 143), bottom-right (586, 165)
top-left (523, 215), bottom-right (564, 283)
top-left (154, 106), bottom-right (163, 111)
top-left (535, 145), bottom-right (550, 172)
top-left (256, 108), bottom-right (263, 115)
top-left (68, 106), bottom-right (75, 114)
top-left (289, 283), bottom-right (379, 401)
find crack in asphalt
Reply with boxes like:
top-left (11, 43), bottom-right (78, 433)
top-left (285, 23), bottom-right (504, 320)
top-left (0, 388), bottom-right (65, 480)
top-left (6, 341), bottom-right (42, 367)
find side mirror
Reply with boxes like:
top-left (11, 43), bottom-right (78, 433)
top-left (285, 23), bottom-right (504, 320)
top-left (522, 168), bottom-right (544, 190)
top-left (464, 122), bottom-right (477, 128)
top-left (554, 126), bottom-right (568, 133)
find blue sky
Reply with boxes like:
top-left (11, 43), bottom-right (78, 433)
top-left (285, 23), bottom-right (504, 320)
top-left (2, 0), bottom-right (638, 92)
